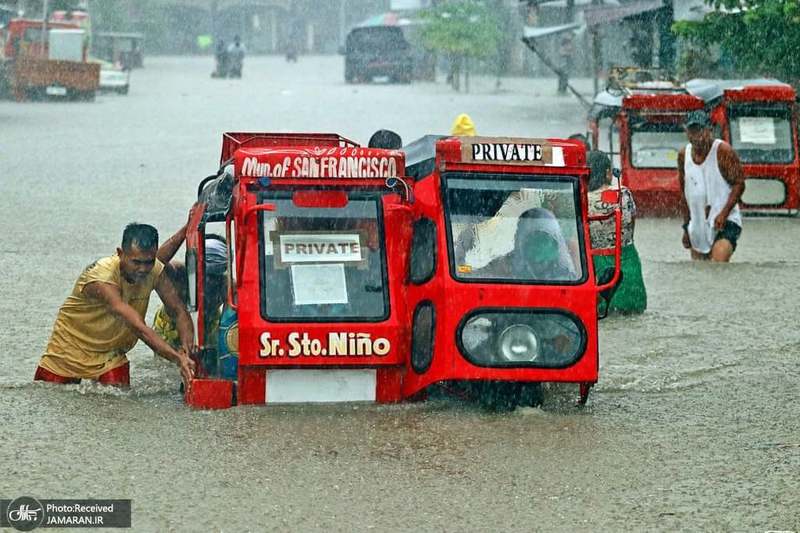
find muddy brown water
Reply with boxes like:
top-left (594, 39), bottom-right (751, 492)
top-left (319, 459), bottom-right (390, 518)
top-left (1, 57), bottom-right (798, 532)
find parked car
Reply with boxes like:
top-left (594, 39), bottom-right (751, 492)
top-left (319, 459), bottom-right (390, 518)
top-left (97, 60), bottom-right (130, 95)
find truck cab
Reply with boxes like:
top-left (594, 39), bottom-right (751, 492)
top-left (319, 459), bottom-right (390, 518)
top-left (0, 18), bottom-right (99, 101)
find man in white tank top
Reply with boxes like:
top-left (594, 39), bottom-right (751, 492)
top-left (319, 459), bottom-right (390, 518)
top-left (677, 110), bottom-right (745, 262)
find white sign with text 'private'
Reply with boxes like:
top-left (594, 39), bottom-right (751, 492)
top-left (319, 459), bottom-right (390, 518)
top-left (279, 233), bottom-right (362, 263)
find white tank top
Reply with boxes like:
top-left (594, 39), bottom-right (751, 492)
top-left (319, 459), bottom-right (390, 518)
top-left (683, 139), bottom-right (742, 253)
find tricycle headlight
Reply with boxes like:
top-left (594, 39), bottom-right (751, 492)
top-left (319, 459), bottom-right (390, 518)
top-left (458, 311), bottom-right (585, 368)
top-left (498, 324), bottom-right (539, 362)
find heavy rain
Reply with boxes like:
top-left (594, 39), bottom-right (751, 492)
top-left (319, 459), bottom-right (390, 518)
top-left (0, 0), bottom-right (798, 531)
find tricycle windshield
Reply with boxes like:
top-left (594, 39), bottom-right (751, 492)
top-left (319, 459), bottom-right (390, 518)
top-left (629, 122), bottom-right (685, 168)
top-left (445, 173), bottom-right (584, 284)
top-left (259, 192), bottom-right (388, 322)
top-left (729, 105), bottom-right (794, 163)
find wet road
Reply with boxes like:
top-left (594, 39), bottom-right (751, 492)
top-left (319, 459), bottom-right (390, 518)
top-left (1, 56), bottom-right (798, 532)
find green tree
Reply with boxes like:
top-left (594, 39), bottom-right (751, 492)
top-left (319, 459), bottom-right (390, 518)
top-left (674, 0), bottom-right (800, 85)
top-left (419, 0), bottom-right (503, 91)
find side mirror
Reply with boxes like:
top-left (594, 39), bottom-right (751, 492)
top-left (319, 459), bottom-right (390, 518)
top-left (186, 249), bottom-right (198, 312)
top-left (612, 168), bottom-right (621, 179)
top-left (597, 267), bottom-right (623, 319)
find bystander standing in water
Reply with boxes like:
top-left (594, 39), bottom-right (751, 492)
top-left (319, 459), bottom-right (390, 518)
top-left (212, 38), bottom-right (227, 78)
top-left (227, 35), bottom-right (247, 78)
top-left (677, 110), bottom-right (745, 262)
top-left (587, 151), bottom-right (647, 313)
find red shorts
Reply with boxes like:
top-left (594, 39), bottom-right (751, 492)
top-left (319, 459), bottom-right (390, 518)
top-left (34, 362), bottom-right (130, 387)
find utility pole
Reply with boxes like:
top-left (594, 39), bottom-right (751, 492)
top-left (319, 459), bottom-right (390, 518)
top-left (339, 0), bottom-right (346, 51)
top-left (494, 0), bottom-right (508, 88)
top-left (557, 0), bottom-right (576, 95)
top-left (40, 0), bottom-right (49, 52)
top-left (590, 0), bottom-right (602, 95)
top-left (210, 0), bottom-right (218, 41)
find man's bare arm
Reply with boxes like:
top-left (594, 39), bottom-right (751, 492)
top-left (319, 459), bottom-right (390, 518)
top-left (156, 202), bottom-right (203, 264)
top-left (717, 143), bottom-right (746, 220)
top-left (156, 223), bottom-right (187, 264)
top-left (155, 274), bottom-right (195, 353)
top-left (83, 281), bottom-right (195, 384)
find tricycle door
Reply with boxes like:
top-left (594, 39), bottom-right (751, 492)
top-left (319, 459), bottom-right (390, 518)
top-left (597, 116), bottom-right (622, 169)
top-left (186, 203), bottom-right (233, 376)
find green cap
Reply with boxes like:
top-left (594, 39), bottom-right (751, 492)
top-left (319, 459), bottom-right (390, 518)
top-left (686, 110), bottom-right (711, 128)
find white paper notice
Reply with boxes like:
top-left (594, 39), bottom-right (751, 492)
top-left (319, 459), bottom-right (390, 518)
top-left (263, 220), bottom-right (277, 256)
top-left (738, 117), bottom-right (776, 145)
top-left (291, 263), bottom-right (348, 305)
top-left (280, 233), bottom-right (362, 263)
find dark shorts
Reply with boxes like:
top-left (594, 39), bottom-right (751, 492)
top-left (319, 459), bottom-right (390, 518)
top-left (714, 221), bottom-right (742, 251)
top-left (34, 362), bottom-right (130, 387)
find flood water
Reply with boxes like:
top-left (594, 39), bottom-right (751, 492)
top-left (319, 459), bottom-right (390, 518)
top-left (1, 56), bottom-right (798, 532)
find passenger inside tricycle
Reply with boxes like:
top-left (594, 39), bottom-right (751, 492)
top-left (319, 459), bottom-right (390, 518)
top-left (449, 176), bottom-right (583, 282)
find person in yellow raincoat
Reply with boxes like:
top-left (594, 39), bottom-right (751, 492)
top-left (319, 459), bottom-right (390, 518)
top-left (451, 114), bottom-right (476, 136)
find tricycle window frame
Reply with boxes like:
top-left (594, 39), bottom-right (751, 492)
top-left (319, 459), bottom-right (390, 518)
top-left (726, 103), bottom-right (796, 164)
top-left (256, 188), bottom-right (391, 324)
top-left (597, 116), bottom-right (621, 169)
top-left (626, 119), bottom-right (687, 169)
top-left (441, 171), bottom-right (589, 286)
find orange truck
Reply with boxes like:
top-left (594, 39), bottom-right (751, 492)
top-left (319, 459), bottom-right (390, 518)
top-left (0, 18), bottom-right (99, 101)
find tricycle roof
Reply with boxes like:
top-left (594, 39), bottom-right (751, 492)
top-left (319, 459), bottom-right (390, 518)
top-left (687, 78), bottom-right (796, 103)
top-left (404, 135), bottom-right (587, 179)
top-left (590, 78), bottom-right (796, 120)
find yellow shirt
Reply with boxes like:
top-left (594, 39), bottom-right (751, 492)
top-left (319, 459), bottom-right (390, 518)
top-left (152, 304), bottom-right (220, 352)
top-left (39, 255), bottom-right (164, 379)
top-left (152, 305), bottom-right (181, 350)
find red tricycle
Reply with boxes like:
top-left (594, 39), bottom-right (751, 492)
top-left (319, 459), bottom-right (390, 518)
top-left (183, 132), bottom-right (622, 410)
top-left (589, 71), bottom-right (799, 216)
